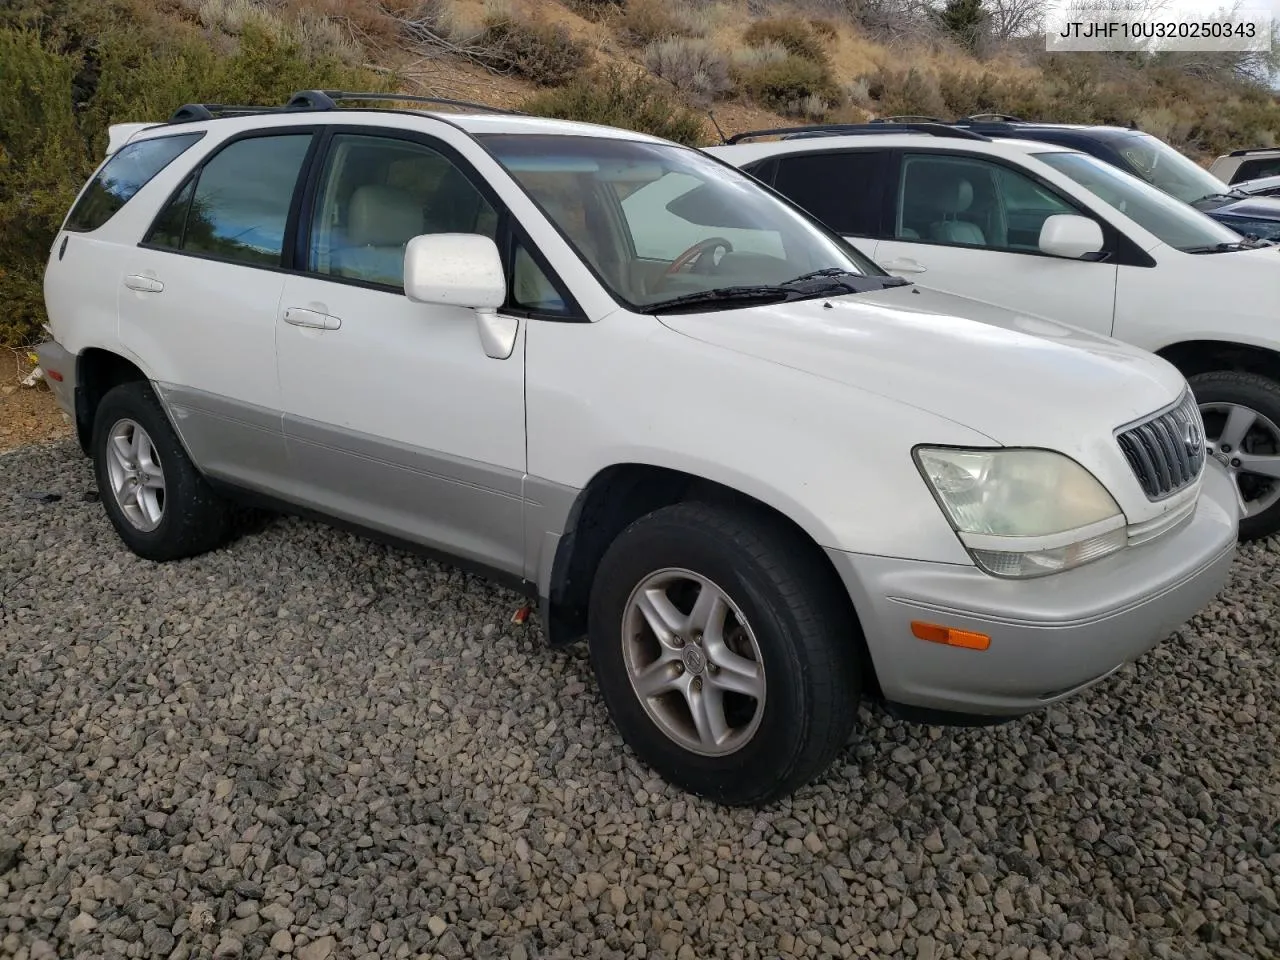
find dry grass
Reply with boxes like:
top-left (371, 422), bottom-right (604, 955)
top-left (644, 37), bottom-right (731, 106)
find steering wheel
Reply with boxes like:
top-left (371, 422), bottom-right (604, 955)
top-left (656, 237), bottom-right (734, 290)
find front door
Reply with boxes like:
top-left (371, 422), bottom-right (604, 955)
top-left (871, 152), bottom-right (1119, 336)
top-left (274, 130), bottom-right (528, 574)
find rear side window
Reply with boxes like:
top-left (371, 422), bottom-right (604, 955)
top-left (65, 133), bottom-right (203, 233)
top-left (771, 151), bottom-right (886, 237)
top-left (145, 134), bottom-right (312, 268)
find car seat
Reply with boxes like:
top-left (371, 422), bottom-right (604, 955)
top-left (333, 184), bottom-right (423, 287)
top-left (925, 177), bottom-right (986, 246)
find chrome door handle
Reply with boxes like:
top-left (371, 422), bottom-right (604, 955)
top-left (283, 308), bottom-right (341, 330)
top-left (124, 275), bottom-right (164, 293)
top-left (881, 258), bottom-right (927, 274)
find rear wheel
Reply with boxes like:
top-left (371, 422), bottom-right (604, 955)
top-left (587, 501), bottom-right (860, 806)
top-left (1189, 371), bottom-right (1280, 541)
top-left (92, 381), bottom-right (231, 561)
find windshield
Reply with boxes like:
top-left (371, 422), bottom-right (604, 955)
top-left (1036, 151), bottom-right (1243, 252)
top-left (478, 134), bottom-right (886, 311)
top-left (1113, 132), bottom-right (1229, 204)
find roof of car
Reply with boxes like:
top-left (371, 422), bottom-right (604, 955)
top-left (125, 104), bottom-right (670, 149)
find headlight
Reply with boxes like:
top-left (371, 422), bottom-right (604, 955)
top-left (915, 447), bottom-right (1126, 578)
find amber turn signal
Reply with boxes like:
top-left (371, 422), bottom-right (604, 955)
top-left (910, 620), bottom-right (991, 651)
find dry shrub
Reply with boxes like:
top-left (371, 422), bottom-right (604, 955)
top-left (732, 52), bottom-right (841, 117)
top-left (860, 65), bottom-right (947, 118)
top-left (617, 0), bottom-right (709, 48)
top-left (195, 0), bottom-right (363, 61)
top-left (562, 0), bottom-right (620, 22)
top-left (742, 17), bottom-right (827, 64)
top-left (808, 16), bottom-right (838, 40)
top-left (731, 42), bottom-right (787, 69)
top-left (522, 65), bottom-right (707, 144)
top-left (479, 10), bottom-right (590, 85)
top-left (644, 37), bottom-right (731, 106)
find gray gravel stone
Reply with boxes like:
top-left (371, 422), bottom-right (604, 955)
top-left (1, 439), bottom-right (1277, 959)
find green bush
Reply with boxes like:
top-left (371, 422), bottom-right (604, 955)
top-left (0, 1), bottom-right (383, 347)
top-left (479, 13), bottom-right (591, 86)
top-left (742, 18), bottom-right (828, 65)
top-left (522, 67), bottom-right (707, 145)
top-left (733, 54), bottom-right (842, 117)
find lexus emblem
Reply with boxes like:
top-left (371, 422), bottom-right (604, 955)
top-left (1184, 418), bottom-right (1204, 456)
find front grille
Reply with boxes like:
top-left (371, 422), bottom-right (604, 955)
top-left (1116, 391), bottom-right (1206, 500)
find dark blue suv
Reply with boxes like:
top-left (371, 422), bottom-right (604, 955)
top-left (951, 115), bottom-right (1280, 242)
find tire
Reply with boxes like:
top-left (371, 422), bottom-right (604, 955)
top-left (91, 381), bottom-right (231, 561)
top-left (1188, 370), bottom-right (1280, 542)
top-left (587, 501), bottom-right (860, 806)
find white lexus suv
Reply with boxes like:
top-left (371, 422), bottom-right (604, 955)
top-left (707, 122), bottom-right (1280, 540)
top-left (37, 92), bottom-right (1238, 806)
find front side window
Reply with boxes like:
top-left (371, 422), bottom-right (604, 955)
top-left (479, 134), bottom-right (886, 311)
top-left (65, 133), bottom-right (203, 233)
top-left (1114, 132), bottom-right (1231, 205)
top-left (1037, 150), bottom-right (1243, 253)
top-left (895, 153), bottom-right (1083, 253)
top-left (770, 151), bottom-right (886, 237)
top-left (146, 134), bottom-right (312, 267)
top-left (306, 134), bottom-right (498, 289)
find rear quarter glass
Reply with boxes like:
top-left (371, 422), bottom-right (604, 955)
top-left (64, 132), bottom-right (205, 234)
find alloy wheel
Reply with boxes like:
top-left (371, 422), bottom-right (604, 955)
top-left (621, 568), bottom-right (766, 756)
top-left (105, 418), bottom-right (166, 532)
top-left (1200, 401), bottom-right (1280, 518)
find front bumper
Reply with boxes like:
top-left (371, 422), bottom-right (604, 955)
top-left (829, 459), bottom-right (1239, 717)
top-left (33, 340), bottom-right (76, 418)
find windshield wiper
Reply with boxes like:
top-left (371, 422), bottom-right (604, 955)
top-left (646, 285), bottom-right (795, 314)
top-left (781, 267), bottom-right (912, 292)
top-left (1193, 190), bottom-right (1251, 204)
top-left (1182, 240), bottom-right (1264, 253)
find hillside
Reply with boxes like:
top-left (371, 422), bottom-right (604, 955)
top-left (2, 0), bottom-right (1279, 348)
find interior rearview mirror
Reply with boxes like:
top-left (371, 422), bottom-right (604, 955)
top-left (404, 233), bottom-right (506, 311)
top-left (1038, 214), bottom-right (1104, 259)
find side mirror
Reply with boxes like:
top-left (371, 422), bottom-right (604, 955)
top-left (404, 233), bottom-right (506, 310)
top-left (1038, 214), bottom-right (1104, 259)
top-left (404, 233), bottom-right (517, 360)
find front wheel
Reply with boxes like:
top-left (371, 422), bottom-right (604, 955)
top-left (587, 502), bottom-right (860, 806)
top-left (1189, 371), bottom-right (1280, 542)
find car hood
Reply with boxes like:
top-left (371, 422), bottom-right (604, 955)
top-left (1198, 195), bottom-right (1280, 220)
top-left (656, 284), bottom-right (1187, 454)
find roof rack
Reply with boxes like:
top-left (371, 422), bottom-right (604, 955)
top-left (166, 89), bottom-right (524, 125)
top-left (285, 90), bottom-right (525, 116)
top-left (1227, 147), bottom-right (1280, 157)
top-left (869, 114), bottom-right (946, 124)
top-left (167, 103), bottom-right (291, 123)
top-left (959, 113), bottom-right (1028, 123)
top-left (725, 122), bottom-right (992, 144)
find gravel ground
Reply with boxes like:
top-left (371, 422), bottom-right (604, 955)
top-left (2, 439), bottom-right (1278, 960)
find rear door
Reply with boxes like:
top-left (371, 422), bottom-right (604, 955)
top-left (118, 130), bottom-right (317, 492)
top-left (870, 151), bottom-right (1119, 335)
top-left (744, 148), bottom-right (888, 262)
